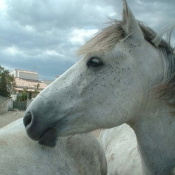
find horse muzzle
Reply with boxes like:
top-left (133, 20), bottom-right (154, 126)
top-left (23, 111), bottom-right (58, 147)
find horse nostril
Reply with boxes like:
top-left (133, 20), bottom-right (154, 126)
top-left (23, 112), bottom-right (32, 128)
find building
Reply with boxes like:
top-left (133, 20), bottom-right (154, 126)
top-left (41, 79), bottom-right (53, 85)
top-left (10, 69), bottom-right (47, 100)
top-left (10, 69), bottom-right (39, 81)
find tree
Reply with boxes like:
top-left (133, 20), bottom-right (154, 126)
top-left (34, 83), bottom-right (40, 93)
top-left (0, 66), bottom-right (15, 97)
top-left (17, 88), bottom-right (28, 102)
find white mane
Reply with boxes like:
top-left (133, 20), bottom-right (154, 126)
top-left (78, 19), bottom-right (175, 107)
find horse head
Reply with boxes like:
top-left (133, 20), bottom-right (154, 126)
top-left (23, 0), bottom-right (166, 147)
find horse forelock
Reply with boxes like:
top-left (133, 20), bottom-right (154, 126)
top-left (77, 20), bottom-right (124, 55)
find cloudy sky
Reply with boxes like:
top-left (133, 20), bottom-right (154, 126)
top-left (0, 0), bottom-right (175, 80)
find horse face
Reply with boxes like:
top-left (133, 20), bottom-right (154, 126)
top-left (23, 37), bottom-right (163, 147)
top-left (23, 0), bottom-right (164, 147)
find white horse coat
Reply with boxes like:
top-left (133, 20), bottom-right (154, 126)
top-left (99, 125), bottom-right (141, 175)
top-left (0, 119), bottom-right (107, 175)
top-left (23, 0), bottom-right (175, 174)
top-left (99, 125), bottom-right (175, 175)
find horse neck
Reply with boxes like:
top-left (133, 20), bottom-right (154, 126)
top-left (129, 99), bottom-right (175, 175)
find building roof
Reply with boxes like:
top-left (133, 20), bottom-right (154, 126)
top-left (13, 69), bottom-right (38, 75)
top-left (14, 78), bottom-right (47, 92)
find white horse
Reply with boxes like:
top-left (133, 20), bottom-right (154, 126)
top-left (23, 0), bottom-right (175, 174)
top-left (0, 119), bottom-right (107, 175)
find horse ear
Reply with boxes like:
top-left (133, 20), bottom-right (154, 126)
top-left (121, 0), bottom-right (144, 42)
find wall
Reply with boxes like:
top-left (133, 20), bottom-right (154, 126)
top-left (0, 96), bottom-right (9, 106)
top-left (18, 72), bottom-right (39, 80)
top-left (0, 98), bottom-right (13, 115)
top-left (31, 92), bottom-right (38, 99)
top-left (9, 70), bottom-right (17, 77)
top-left (10, 69), bottom-right (39, 80)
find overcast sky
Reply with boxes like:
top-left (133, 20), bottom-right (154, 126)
top-left (0, 0), bottom-right (175, 80)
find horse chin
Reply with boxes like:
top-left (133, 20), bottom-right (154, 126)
top-left (38, 128), bottom-right (58, 147)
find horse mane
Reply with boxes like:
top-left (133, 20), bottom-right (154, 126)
top-left (77, 20), bottom-right (175, 55)
top-left (77, 20), bottom-right (124, 55)
top-left (78, 20), bottom-right (175, 107)
top-left (139, 23), bottom-right (175, 107)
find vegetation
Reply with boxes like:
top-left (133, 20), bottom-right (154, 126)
top-left (0, 66), bottom-right (15, 97)
top-left (17, 88), bottom-right (28, 102)
top-left (34, 83), bottom-right (40, 93)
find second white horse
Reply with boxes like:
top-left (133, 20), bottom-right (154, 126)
top-left (0, 119), bottom-right (107, 175)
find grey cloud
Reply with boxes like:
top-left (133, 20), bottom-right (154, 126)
top-left (1, 50), bottom-right (75, 80)
top-left (1, 0), bottom-right (175, 80)
top-left (6, 0), bottom-right (112, 30)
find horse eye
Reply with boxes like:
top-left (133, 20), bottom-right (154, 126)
top-left (87, 57), bottom-right (104, 68)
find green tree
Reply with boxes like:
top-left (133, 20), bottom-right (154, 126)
top-left (34, 83), bottom-right (40, 93)
top-left (0, 66), bottom-right (15, 97)
top-left (17, 87), bottom-right (28, 102)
